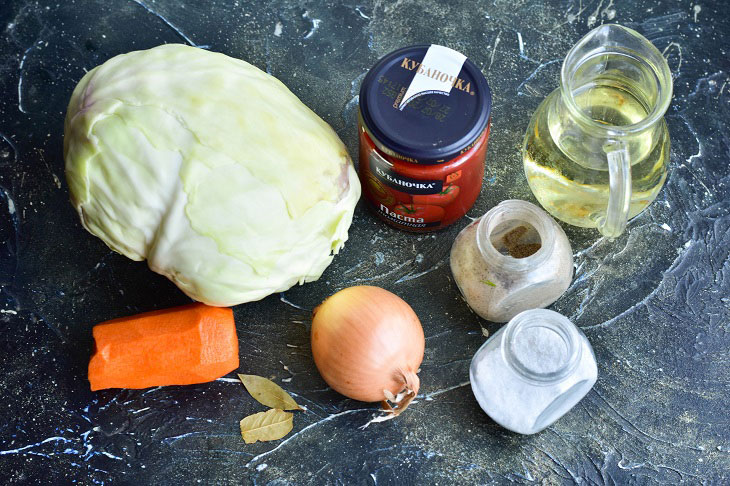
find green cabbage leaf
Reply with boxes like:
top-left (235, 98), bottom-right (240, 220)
top-left (64, 44), bottom-right (360, 306)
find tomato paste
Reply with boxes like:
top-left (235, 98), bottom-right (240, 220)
top-left (358, 44), bottom-right (492, 232)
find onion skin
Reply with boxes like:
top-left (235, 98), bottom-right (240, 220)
top-left (311, 286), bottom-right (425, 403)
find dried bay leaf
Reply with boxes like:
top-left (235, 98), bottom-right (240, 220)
top-left (240, 409), bottom-right (293, 444)
top-left (238, 374), bottom-right (303, 411)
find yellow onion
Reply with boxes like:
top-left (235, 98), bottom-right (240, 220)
top-left (311, 286), bottom-right (425, 415)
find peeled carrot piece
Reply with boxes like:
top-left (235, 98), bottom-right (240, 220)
top-left (88, 303), bottom-right (238, 391)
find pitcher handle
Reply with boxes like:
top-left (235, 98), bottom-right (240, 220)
top-left (598, 142), bottom-right (632, 238)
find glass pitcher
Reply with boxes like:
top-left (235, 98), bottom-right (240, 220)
top-left (522, 24), bottom-right (672, 238)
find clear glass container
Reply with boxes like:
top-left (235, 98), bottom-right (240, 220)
top-left (522, 24), bottom-right (672, 238)
top-left (450, 200), bottom-right (573, 323)
top-left (470, 309), bottom-right (597, 435)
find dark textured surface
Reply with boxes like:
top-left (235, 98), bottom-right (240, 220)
top-left (1, 0), bottom-right (728, 484)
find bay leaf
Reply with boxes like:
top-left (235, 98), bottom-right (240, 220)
top-left (238, 374), bottom-right (303, 411)
top-left (240, 409), bottom-right (293, 444)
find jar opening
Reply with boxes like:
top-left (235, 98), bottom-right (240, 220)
top-left (476, 200), bottom-right (555, 269)
top-left (559, 24), bottom-right (672, 137)
top-left (511, 326), bottom-right (569, 374)
top-left (501, 309), bottom-right (582, 385)
top-left (489, 220), bottom-right (542, 259)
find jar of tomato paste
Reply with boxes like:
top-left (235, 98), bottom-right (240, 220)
top-left (358, 44), bottom-right (492, 231)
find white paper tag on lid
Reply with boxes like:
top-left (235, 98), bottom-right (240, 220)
top-left (398, 44), bottom-right (468, 111)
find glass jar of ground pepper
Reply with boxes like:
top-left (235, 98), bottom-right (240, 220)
top-left (358, 44), bottom-right (492, 231)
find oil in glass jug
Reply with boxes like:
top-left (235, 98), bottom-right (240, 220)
top-left (523, 24), bottom-right (673, 237)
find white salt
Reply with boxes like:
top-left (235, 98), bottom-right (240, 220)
top-left (511, 326), bottom-right (569, 374)
top-left (469, 310), bottom-right (597, 435)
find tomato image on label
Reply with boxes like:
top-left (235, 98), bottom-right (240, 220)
top-left (445, 171), bottom-right (462, 184)
top-left (364, 171), bottom-right (396, 206)
top-left (412, 184), bottom-right (460, 207)
top-left (392, 204), bottom-right (444, 223)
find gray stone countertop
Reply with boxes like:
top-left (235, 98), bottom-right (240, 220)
top-left (0, 0), bottom-right (728, 483)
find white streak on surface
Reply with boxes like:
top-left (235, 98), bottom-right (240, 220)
top-left (516, 59), bottom-right (562, 96)
top-left (587, 0), bottom-right (604, 27)
top-left (100, 451), bottom-right (123, 460)
top-left (0, 436), bottom-right (72, 455)
top-left (302, 11), bottom-right (321, 39)
top-left (17, 43), bottom-right (37, 113)
top-left (488, 30), bottom-right (502, 69)
top-left (355, 6), bottom-right (370, 19)
top-left (162, 431), bottom-right (207, 444)
top-left (215, 377), bottom-right (240, 383)
top-left (279, 295), bottom-right (308, 310)
top-left (603, 0), bottom-right (616, 20)
top-left (395, 260), bottom-right (444, 284)
top-left (246, 409), bottom-right (372, 467)
top-left (129, 0), bottom-right (205, 48)
top-left (421, 381), bottom-right (471, 401)
top-left (662, 42), bottom-right (683, 74)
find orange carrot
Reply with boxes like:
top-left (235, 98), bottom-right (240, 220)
top-left (88, 303), bottom-right (239, 391)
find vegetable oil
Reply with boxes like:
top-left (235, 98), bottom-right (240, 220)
top-left (521, 25), bottom-right (673, 235)
top-left (523, 76), bottom-right (669, 228)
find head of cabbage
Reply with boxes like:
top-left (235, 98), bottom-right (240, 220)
top-left (64, 44), bottom-right (360, 306)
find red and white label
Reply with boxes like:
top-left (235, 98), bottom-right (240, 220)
top-left (398, 44), bottom-right (467, 110)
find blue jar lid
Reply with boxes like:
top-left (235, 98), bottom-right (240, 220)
top-left (359, 45), bottom-right (491, 164)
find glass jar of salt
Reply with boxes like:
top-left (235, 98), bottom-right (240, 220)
top-left (450, 200), bottom-right (573, 323)
top-left (470, 309), bottom-right (597, 435)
